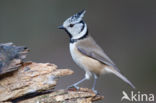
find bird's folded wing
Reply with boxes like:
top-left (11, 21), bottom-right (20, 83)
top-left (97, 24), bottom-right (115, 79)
top-left (77, 38), bottom-right (120, 72)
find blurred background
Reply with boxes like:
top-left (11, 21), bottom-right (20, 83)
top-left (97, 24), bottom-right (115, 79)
top-left (0, 0), bottom-right (156, 102)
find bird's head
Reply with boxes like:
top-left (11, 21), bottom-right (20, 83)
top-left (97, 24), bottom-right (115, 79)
top-left (58, 10), bottom-right (87, 40)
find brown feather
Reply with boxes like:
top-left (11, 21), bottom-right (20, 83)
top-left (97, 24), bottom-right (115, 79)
top-left (76, 36), bottom-right (120, 72)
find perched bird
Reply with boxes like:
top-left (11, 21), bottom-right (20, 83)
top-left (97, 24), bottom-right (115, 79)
top-left (58, 10), bottom-right (135, 93)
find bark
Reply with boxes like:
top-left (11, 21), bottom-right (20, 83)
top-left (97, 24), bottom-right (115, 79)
top-left (0, 43), bottom-right (103, 103)
top-left (0, 43), bottom-right (28, 75)
top-left (16, 88), bottom-right (103, 103)
top-left (0, 62), bottom-right (103, 103)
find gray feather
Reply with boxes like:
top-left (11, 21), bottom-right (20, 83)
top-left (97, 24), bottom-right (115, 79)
top-left (76, 36), bottom-right (135, 88)
top-left (77, 36), bottom-right (120, 72)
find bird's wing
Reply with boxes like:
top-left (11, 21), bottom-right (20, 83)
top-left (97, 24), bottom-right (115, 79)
top-left (77, 36), bottom-right (120, 72)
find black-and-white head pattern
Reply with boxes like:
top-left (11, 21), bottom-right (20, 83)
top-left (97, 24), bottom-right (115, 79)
top-left (60, 10), bottom-right (87, 40)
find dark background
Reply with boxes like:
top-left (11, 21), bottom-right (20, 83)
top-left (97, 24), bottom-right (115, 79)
top-left (0, 0), bottom-right (155, 103)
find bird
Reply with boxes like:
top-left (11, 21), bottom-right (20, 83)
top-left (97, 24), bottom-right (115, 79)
top-left (58, 10), bottom-right (135, 94)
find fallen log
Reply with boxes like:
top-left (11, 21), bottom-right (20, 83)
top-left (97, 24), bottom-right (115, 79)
top-left (0, 43), bottom-right (103, 103)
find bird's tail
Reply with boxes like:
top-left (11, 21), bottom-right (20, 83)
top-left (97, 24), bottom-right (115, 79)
top-left (105, 67), bottom-right (135, 89)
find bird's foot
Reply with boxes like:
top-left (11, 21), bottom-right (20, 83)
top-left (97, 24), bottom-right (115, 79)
top-left (92, 88), bottom-right (98, 95)
top-left (67, 85), bottom-right (80, 91)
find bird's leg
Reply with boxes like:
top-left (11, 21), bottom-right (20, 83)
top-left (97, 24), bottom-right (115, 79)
top-left (92, 74), bottom-right (98, 94)
top-left (68, 72), bottom-right (91, 90)
top-left (68, 77), bottom-right (87, 90)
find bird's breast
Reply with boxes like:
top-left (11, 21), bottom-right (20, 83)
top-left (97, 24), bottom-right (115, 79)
top-left (69, 43), bottom-right (104, 75)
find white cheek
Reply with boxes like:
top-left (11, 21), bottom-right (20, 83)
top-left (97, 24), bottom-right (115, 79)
top-left (68, 26), bottom-right (80, 35)
top-left (72, 24), bottom-right (87, 39)
top-left (65, 23), bottom-right (87, 39)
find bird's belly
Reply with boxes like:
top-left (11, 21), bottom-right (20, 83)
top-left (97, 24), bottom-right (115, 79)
top-left (70, 44), bottom-right (104, 75)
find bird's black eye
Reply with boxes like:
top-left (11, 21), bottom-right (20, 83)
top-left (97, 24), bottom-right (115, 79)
top-left (69, 24), bottom-right (74, 27)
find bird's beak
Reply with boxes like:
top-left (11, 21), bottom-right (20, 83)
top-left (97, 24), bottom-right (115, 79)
top-left (58, 25), bottom-right (65, 29)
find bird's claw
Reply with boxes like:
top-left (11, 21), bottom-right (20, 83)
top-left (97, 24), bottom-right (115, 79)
top-left (92, 88), bottom-right (98, 95)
